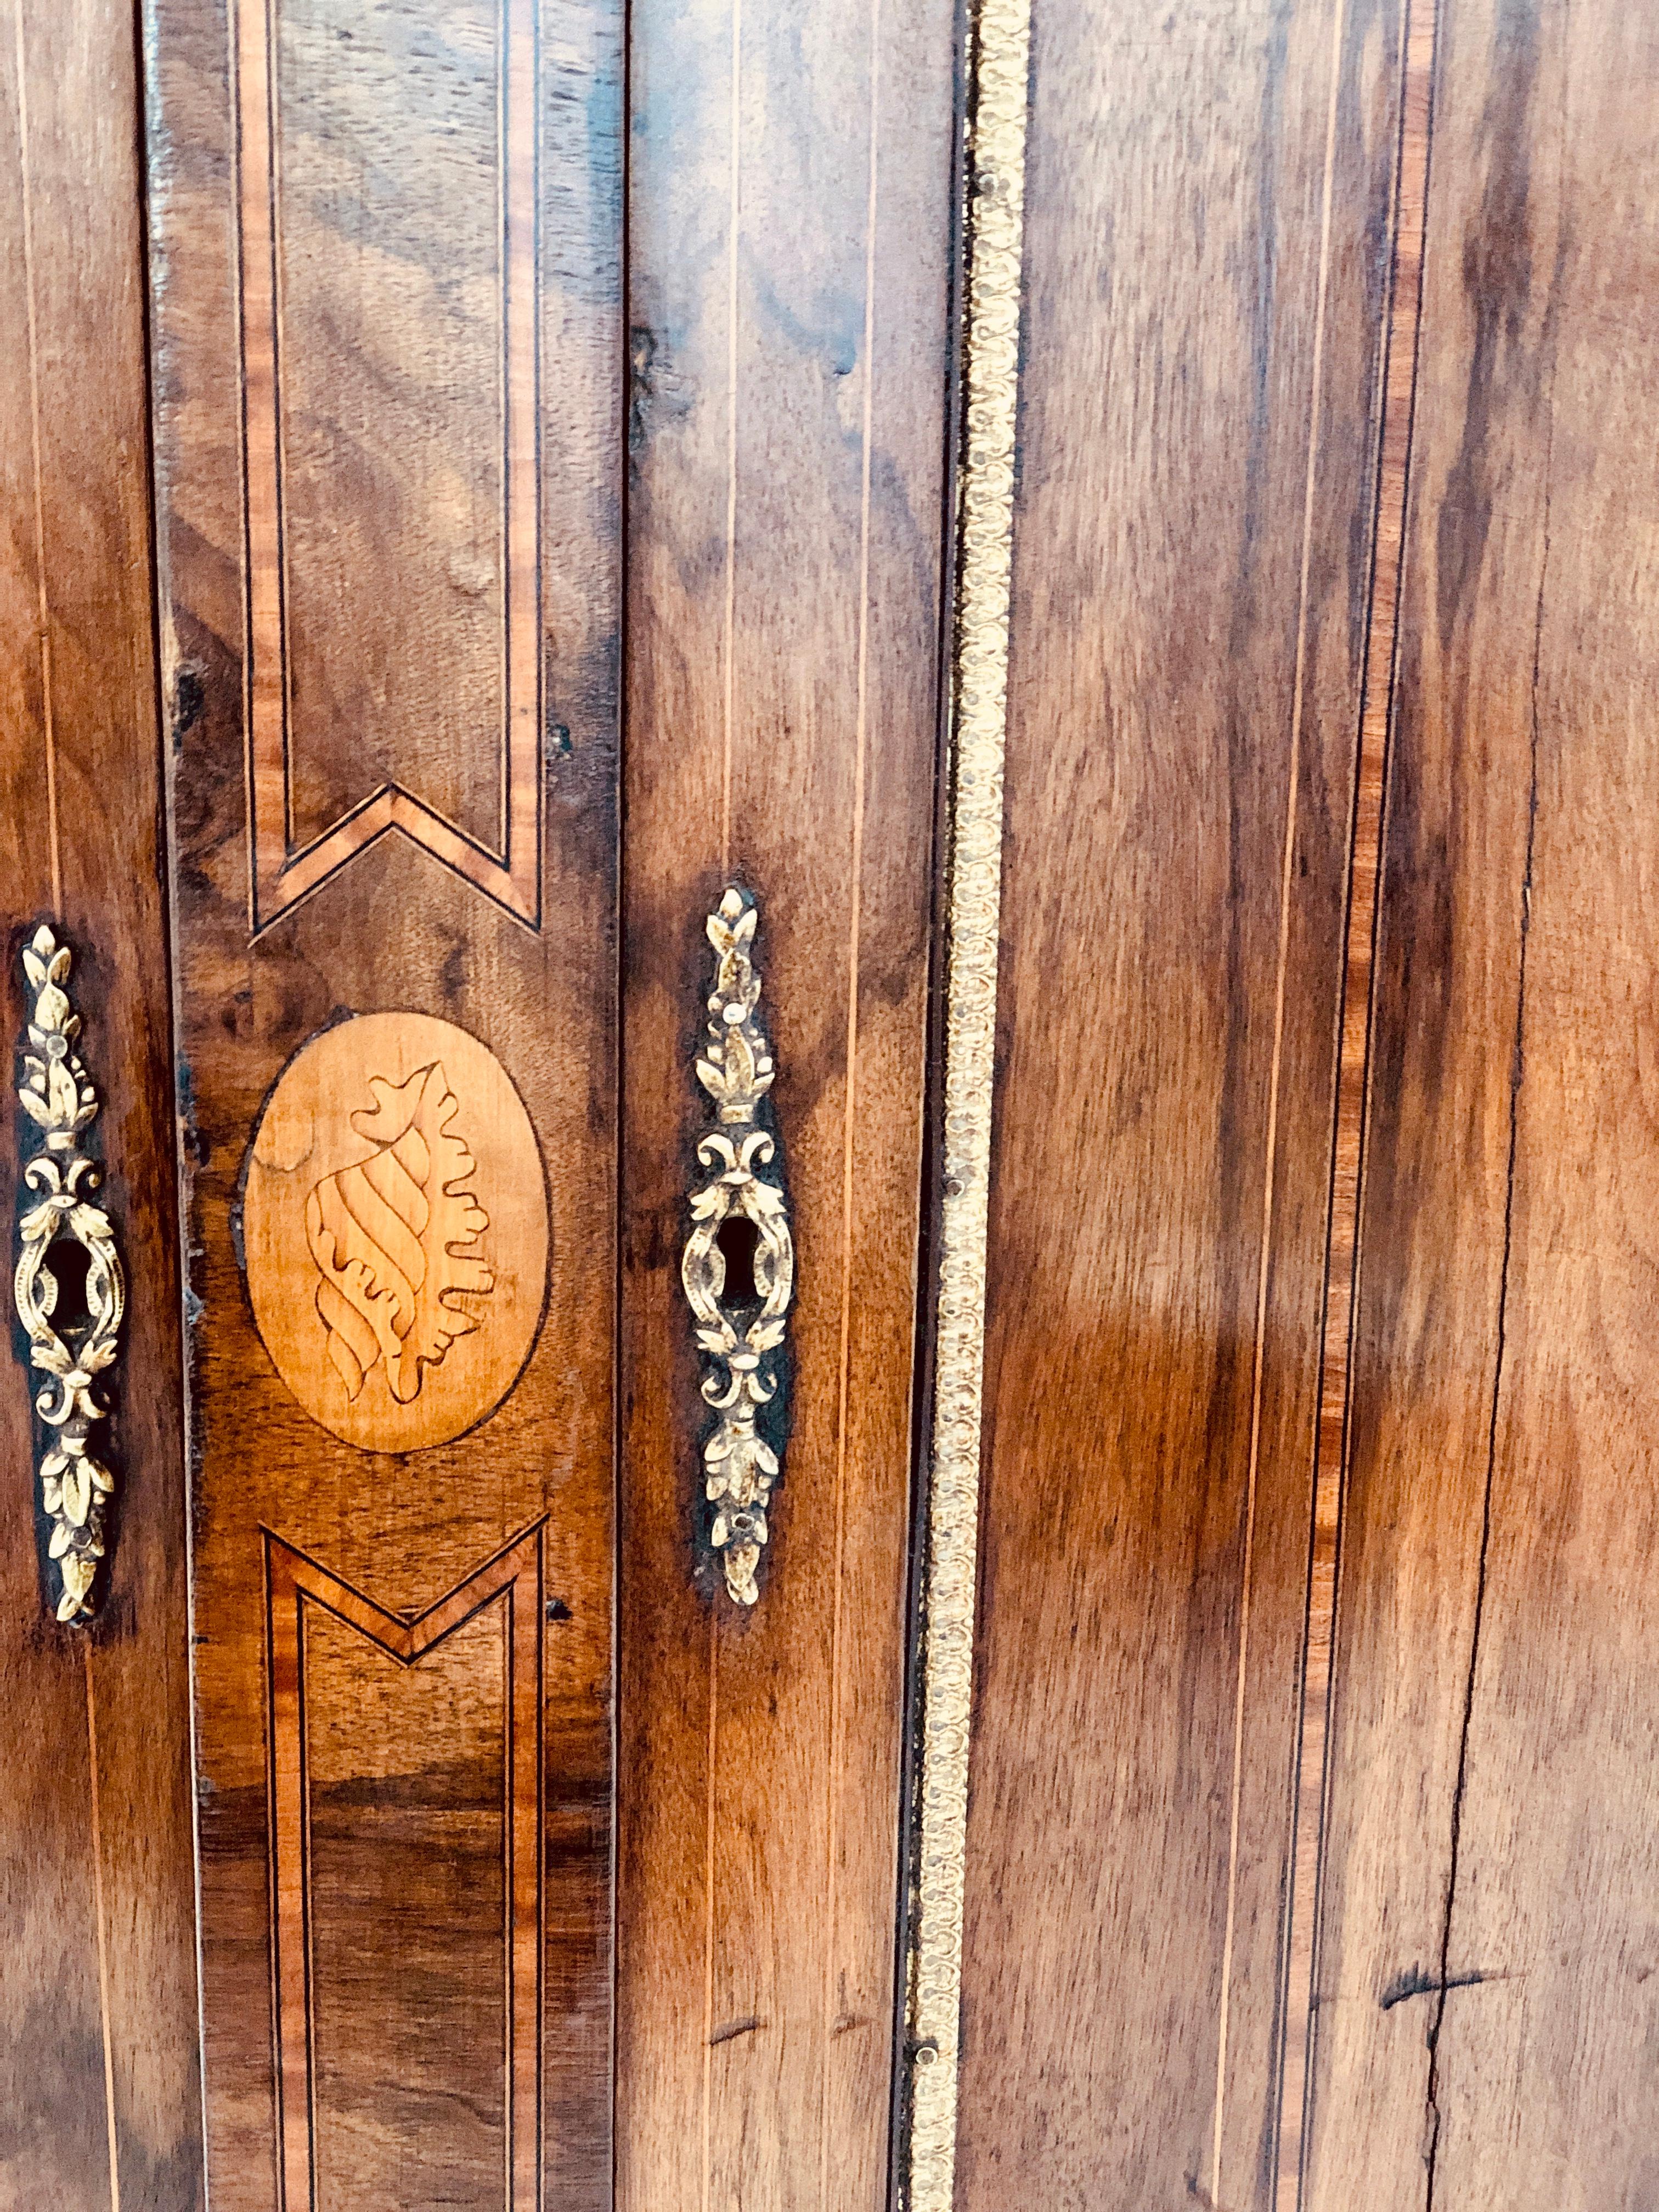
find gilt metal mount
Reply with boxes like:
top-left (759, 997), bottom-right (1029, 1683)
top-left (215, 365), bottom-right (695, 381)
top-left (13, 927), bottom-right (124, 1623)
top-left (681, 888), bottom-right (794, 1604)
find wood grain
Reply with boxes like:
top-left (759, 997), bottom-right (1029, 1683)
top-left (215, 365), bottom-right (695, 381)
top-left (617, 0), bottom-right (956, 2201)
top-left (143, 0), bottom-right (622, 2202)
top-left (237, 0), bottom-right (544, 924)
top-left (0, 3), bottom-right (203, 2206)
top-left (955, 1), bottom-right (1412, 2204)
top-left (264, 1527), bottom-right (545, 2211)
top-left (1276, 0), bottom-right (1438, 2194)
top-left (1304, 2), bottom-right (1659, 2205)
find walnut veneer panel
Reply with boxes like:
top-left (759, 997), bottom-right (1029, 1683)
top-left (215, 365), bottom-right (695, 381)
top-left (143, 0), bottom-right (623, 2202)
top-left (1304, 3), bottom-right (1659, 2205)
top-left (618, 0), bottom-right (957, 2203)
top-left (955, 1), bottom-right (1415, 2203)
top-left (0, 3), bottom-right (202, 2205)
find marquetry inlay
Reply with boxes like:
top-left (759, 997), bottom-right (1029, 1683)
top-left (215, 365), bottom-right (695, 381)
top-left (244, 1013), bottom-right (547, 1452)
top-left (234, 0), bottom-right (544, 929)
top-left (263, 1525), bottom-right (545, 2209)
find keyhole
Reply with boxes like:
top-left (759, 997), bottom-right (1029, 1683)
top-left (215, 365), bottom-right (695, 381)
top-left (715, 1216), bottom-right (761, 1306)
top-left (42, 1239), bottom-right (94, 1339)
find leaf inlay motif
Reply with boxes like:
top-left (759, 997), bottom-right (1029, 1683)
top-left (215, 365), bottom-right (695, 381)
top-left (304, 1062), bottom-right (494, 1403)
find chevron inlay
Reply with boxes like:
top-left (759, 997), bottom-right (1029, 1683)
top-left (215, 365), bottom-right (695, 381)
top-left (263, 1523), bottom-right (545, 2209)
top-left (234, 0), bottom-right (543, 932)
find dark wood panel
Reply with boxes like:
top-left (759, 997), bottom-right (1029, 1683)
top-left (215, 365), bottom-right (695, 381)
top-left (956, 1), bottom-right (1410, 2203)
top-left (302, 1609), bottom-right (510, 2208)
top-left (617, 0), bottom-right (956, 2200)
top-left (143, 0), bottom-right (622, 2203)
top-left (252, 0), bottom-right (532, 856)
top-left (0, 4), bottom-right (203, 2207)
top-left (1306, 2), bottom-right (1659, 2204)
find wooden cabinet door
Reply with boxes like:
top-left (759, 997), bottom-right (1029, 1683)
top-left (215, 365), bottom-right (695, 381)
top-left (13, 2), bottom-right (1659, 2209)
top-left (129, 0), bottom-right (955, 2207)
top-left (146, 0), bottom-right (624, 2195)
top-left (921, 2), bottom-right (1659, 2209)
top-left (0, 8), bottom-right (203, 2206)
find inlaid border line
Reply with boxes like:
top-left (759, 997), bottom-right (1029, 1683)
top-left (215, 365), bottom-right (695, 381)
top-left (262, 1523), bottom-right (546, 2210)
top-left (232, 0), bottom-right (543, 932)
top-left (1272, 0), bottom-right (1442, 2198)
top-left (902, 0), bottom-right (1031, 2202)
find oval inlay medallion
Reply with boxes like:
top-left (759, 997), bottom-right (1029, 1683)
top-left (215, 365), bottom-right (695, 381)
top-left (244, 1013), bottom-right (548, 1452)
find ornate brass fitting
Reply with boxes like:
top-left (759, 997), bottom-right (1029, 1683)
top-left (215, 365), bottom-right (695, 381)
top-left (13, 927), bottom-right (124, 1623)
top-left (681, 888), bottom-right (794, 1604)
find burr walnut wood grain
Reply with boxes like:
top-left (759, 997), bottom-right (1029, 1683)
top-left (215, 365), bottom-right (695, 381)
top-left (953, 2), bottom-right (1418, 2205)
top-left (143, 0), bottom-right (623, 2203)
top-left (0, 3), bottom-right (202, 2205)
top-left (1304, 4), bottom-right (1659, 2207)
top-left (617, 0), bottom-right (956, 2203)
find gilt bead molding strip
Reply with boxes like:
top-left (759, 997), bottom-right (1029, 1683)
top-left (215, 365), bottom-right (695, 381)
top-left (682, 888), bottom-right (795, 1604)
top-left (12, 927), bottom-right (125, 1623)
top-left (903, 0), bottom-right (1032, 2199)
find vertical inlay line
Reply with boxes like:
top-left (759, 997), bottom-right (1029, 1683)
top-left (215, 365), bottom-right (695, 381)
top-left (706, 0), bottom-right (743, 2190)
top-left (84, 1646), bottom-right (121, 2212)
top-left (1209, 3), bottom-right (1348, 2200)
top-left (233, 0), bottom-right (287, 893)
top-left (1274, 0), bottom-right (1440, 2200)
top-left (11, 0), bottom-right (61, 916)
top-left (719, 0), bottom-right (743, 876)
top-left (503, 1592), bottom-right (516, 2210)
top-left (904, 0), bottom-right (1030, 2203)
top-left (699, 1610), bottom-right (719, 2212)
top-left (503, 0), bottom-right (541, 888)
top-left (819, 0), bottom-right (882, 2198)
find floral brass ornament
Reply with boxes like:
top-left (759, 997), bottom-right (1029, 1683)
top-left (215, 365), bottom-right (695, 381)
top-left (244, 1013), bottom-right (547, 1454)
top-left (682, 888), bottom-right (794, 1604)
top-left (13, 927), bottom-right (125, 1624)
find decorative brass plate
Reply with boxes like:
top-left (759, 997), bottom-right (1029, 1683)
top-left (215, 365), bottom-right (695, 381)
top-left (13, 926), bottom-right (125, 1624)
top-left (905, 0), bottom-right (1032, 2196)
top-left (243, 1013), bottom-right (548, 1452)
top-left (682, 888), bottom-right (794, 1604)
